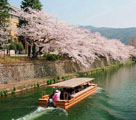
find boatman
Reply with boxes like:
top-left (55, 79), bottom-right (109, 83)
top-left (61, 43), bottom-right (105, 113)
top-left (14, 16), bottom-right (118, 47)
top-left (52, 89), bottom-right (61, 102)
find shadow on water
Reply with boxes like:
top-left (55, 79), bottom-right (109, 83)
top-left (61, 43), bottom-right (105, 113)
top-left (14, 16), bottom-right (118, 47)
top-left (0, 63), bottom-right (136, 120)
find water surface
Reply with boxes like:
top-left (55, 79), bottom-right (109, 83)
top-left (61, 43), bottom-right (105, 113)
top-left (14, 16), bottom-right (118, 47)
top-left (0, 64), bottom-right (136, 120)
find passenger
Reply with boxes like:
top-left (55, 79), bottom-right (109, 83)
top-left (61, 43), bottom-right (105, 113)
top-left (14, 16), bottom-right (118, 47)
top-left (68, 88), bottom-right (74, 100)
top-left (48, 96), bottom-right (53, 107)
top-left (60, 91), bottom-right (63, 99)
top-left (75, 86), bottom-right (78, 93)
top-left (52, 90), bottom-right (61, 102)
top-left (77, 86), bottom-right (81, 92)
top-left (68, 92), bottom-right (73, 100)
top-left (83, 83), bottom-right (89, 89)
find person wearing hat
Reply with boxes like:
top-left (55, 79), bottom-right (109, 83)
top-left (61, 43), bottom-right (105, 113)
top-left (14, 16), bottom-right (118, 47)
top-left (52, 89), bottom-right (61, 102)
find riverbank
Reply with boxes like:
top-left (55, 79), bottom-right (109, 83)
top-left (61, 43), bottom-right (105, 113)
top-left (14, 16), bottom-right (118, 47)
top-left (0, 58), bottom-right (122, 84)
top-left (0, 60), bottom-right (134, 97)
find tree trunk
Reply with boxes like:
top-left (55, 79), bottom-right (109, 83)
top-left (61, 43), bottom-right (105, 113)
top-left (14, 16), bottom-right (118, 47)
top-left (32, 43), bottom-right (37, 58)
top-left (28, 45), bottom-right (31, 57)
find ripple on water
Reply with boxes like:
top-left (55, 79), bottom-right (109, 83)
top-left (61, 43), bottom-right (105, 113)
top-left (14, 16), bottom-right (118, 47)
top-left (12, 107), bottom-right (68, 120)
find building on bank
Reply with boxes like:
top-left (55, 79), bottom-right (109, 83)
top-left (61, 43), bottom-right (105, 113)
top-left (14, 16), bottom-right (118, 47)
top-left (8, 6), bottom-right (29, 54)
top-left (9, 6), bottom-right (19, 43)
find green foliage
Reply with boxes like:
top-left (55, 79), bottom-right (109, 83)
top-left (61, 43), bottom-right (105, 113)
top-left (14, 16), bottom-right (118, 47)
top-left (9, 42), bottom-right (16, 50)
top-left (0, 91), bottom-right (4, 96)
top-left (61, 76), bottom-right (70, 81)
top-left (53, 78), bottom-right (57, 83)
top-left (16, 43), bottom-right (24, 52)
top-left (43, 53), bottom-right (59, 61)
top-left (61, 76), bottom-right (65, 80)
top-left (13, 87), bottom-right (16, 91)
top-left (57, 76), bottom-right (60, 80)
top-left (101, 67), bottom-right (105, 72)
top-left (61, 76), bottom-right (67, 81)
top-left (21, 0), bottom-right (42, 11)
top-left (0, 0), bottom-right (10, 29)
top-left (11, 87), bottom-right (16, 95)
top-left (86, 72), bottom-right (89, 76)
top-left (7, 42), bottom-right (24, 53)
top-left (3, 90), bottom-right (8, 96)
top-left (47, 80), bottom-right (53, 85)
top-left (47, 80), bottom-right (50, 85)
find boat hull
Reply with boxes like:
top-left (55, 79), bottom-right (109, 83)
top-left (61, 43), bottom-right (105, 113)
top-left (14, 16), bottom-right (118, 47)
top-left (39, 84), bottom-right (97, 110)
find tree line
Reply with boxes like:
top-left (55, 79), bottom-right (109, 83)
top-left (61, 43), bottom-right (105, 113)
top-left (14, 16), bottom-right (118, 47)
top-left (0, 0), bottom-right (136, 67)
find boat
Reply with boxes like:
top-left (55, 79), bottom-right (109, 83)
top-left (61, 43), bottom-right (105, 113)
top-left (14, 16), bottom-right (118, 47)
top-left (38, 78), bottom-right (97, 110)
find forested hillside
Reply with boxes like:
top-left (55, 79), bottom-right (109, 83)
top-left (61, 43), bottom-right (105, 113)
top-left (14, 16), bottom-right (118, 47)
top-left (83, 26), bottom-right (136, 44)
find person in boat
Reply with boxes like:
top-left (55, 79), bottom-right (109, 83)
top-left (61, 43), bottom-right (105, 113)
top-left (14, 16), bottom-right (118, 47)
top-left (48, 95), bottom-right (53, 107)
top-left (75, 86), bottom-right (82, 93)
top-left (68, 88), bottom-right (74, 100)
top-left (83, 82), bottom-right (89, 89)
top-left (52, 89), bottom-right (61, 102)
top-left (68, 91), bottom-right (73, 100)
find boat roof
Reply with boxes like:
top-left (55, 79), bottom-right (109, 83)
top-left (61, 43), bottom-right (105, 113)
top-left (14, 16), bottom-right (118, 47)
top-left (48, 78), bottom-right (94, 88)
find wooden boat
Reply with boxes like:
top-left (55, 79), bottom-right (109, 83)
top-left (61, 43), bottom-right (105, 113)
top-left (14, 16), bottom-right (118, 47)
top-left (38, 78), bottom-right (97, 110)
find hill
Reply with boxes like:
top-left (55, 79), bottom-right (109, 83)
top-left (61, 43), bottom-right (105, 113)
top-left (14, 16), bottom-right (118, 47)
top-left (83, 26), bottom-right (136, 44)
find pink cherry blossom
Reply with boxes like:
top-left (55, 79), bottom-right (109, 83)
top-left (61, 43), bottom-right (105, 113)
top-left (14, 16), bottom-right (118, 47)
top-left (13, 8), bottom-right (136, 68)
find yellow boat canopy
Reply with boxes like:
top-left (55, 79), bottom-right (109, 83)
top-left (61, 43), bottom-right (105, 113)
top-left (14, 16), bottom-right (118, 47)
top-left (48, 78), bottom-right (94, 88)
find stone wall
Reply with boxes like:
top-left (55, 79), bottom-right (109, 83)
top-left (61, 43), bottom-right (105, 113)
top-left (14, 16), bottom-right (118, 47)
top-left (0, 58), bottom-right (121, 84)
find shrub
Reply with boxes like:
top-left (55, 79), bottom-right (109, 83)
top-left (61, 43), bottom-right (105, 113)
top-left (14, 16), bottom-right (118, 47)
top-left (50, 80), bottom-right (53, 84)
top-left (16, 43), bottom-right (24, 52)
top-left (62, 76), bottom-right (67, 81)
top-left (0, 91), bottom-right (4, 96)
top-left (9, 42), bottom-right (16, 50)
top-left (13, 87), bottom-right (16, 91)
top-left (47, 79), bottom-right (53, 85)
top-left (86, 72), bottom-right (89, 76)
top-left (43, 53), bottom-right (59, 61)
top-left (57, 76), bottom-right (60, 80)
top-left (101, 67), bottom-right (105, 72)
top-left (47, 80), bottom-right (50, 85)
top-left (53, 78), bottom-right (57, 83)
top-left (3, 90), bottom-right (8, 96)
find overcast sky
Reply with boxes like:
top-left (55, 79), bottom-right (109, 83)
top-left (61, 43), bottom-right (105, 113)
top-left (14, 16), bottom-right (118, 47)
top-left (9, 0), bottom-right (136, 28)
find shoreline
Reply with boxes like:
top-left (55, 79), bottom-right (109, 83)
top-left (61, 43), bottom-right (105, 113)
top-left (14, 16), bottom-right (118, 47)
top-left (0, 61), bottom-right (134, 97)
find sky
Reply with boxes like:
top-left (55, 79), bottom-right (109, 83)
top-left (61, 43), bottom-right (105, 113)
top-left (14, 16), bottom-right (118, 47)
top-left (9, 0), bottom-right (136, 28)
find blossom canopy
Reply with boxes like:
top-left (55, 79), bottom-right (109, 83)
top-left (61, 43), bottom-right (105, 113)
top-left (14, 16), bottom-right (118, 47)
top-left (13, 8), bottom-right (136, 67)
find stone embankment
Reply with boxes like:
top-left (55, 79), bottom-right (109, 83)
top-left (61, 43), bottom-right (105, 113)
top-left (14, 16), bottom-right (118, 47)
top-left (0, 58), bottom-right (127, 96)
top-left (0, 58), bottom-right (119, 84)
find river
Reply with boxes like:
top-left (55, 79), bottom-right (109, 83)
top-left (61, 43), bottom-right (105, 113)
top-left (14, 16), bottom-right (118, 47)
top-left (0, 64), bottom-right (136, 120)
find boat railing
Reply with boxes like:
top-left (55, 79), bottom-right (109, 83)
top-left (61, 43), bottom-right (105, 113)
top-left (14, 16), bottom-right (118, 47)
top-left (42, 95), bottom-right (49, 99)
top-left (72, 84), bottom-right (96, 98)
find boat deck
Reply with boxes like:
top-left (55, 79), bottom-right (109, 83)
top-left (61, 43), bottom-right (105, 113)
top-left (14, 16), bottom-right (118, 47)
top-left (39, 78), bottom-right (97, 110)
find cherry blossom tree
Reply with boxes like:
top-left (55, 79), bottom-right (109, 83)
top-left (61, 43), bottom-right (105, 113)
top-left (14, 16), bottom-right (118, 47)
top-left (13, 8), bottom-right (136, 67)
top-left (0, 0), bottom-right (10, 50)
top-left (0, 29), bottom-right (9, 48)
